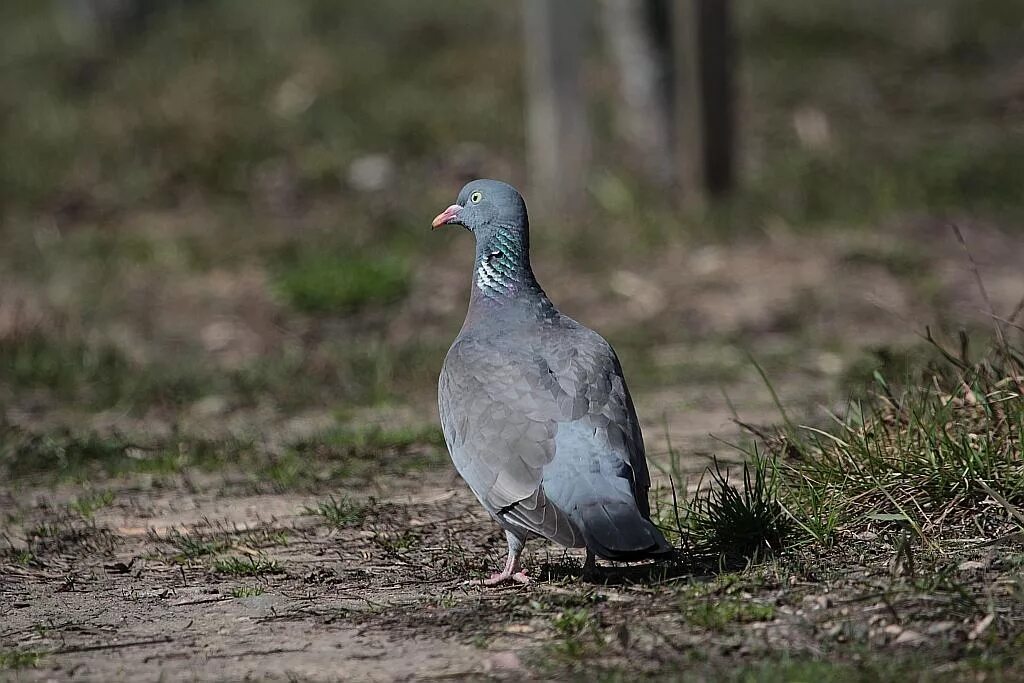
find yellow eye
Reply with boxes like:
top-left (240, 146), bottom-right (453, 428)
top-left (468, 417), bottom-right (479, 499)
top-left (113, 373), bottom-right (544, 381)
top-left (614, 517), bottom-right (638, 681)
top-left (470, 191), bottom-right (483, 204)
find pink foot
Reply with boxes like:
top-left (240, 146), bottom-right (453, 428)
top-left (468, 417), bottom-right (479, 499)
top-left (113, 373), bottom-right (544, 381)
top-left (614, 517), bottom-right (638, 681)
top-left (468, 569), bottom-right (530, 586)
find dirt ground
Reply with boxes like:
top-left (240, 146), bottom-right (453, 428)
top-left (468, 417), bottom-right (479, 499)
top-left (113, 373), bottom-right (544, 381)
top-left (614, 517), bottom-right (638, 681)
top-left (3, 222), bottom-right (1024, 681)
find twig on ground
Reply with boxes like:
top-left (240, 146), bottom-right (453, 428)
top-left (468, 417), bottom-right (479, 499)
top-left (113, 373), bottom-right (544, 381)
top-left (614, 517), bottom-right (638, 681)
top-left (54, 636), bottom-right (174, 655)
top-left (974, 479), bottom-right (1024, 528)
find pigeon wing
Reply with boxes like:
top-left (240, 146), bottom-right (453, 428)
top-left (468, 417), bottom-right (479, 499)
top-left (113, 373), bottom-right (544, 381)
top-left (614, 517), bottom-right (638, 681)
top-left (439, 334), bottom-right (585, 546)
top-left (438, 326), bottom-right (653, 547)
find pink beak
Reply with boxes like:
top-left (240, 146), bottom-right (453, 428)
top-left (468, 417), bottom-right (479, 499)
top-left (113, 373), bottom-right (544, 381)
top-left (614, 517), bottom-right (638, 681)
top-left (431, 204), bottom-right (462, 229)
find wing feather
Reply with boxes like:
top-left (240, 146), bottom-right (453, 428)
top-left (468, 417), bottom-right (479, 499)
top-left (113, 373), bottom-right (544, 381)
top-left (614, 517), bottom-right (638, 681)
top-left (438, 322), bottom-right (652, 546)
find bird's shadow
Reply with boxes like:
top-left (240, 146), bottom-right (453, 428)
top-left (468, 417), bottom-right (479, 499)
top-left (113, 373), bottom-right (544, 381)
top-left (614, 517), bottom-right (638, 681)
top-left (535, 551), bottom-right (751, 586)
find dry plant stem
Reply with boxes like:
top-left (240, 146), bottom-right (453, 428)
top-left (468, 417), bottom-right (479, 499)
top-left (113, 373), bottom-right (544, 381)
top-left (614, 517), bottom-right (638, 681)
top-left (1008, 295), bottom-right (1024, 325)
top-left (974, 479), bottom-right (1024, 528)
top-left (950, 223), bottom-right (1024, 391)
top-left (950, 223), bottom-right (1006, 349)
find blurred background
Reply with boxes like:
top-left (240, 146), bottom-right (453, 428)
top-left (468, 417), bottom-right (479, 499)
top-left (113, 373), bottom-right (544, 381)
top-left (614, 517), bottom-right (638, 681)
top-left (1, 0), bottom-right (1023, 480)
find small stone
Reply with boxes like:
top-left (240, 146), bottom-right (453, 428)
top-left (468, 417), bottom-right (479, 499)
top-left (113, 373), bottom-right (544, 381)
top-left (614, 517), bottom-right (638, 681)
top-left (190, 395), bottom-right (229, 418)
top-left (968, 613), bottom-right (995, 640)
top-left (957, 559), bottom-right (987, 571)
top-left (894, 629), bottom-right (927, 646)
top-left (816, 352), bottom-right (844, 375)
top-left (802, 594), bottom-right (831, 610)
top-left (484, 651), bottom-right (522, 672)
top-left (347, 154), bottom-right (394, 192)
top-left (926, 621), bottom-right (956, 635)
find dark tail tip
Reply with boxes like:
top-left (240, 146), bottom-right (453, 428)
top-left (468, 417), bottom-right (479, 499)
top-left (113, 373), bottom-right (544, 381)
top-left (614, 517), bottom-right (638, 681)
top-left (585, 517), bottom-right (675, 562)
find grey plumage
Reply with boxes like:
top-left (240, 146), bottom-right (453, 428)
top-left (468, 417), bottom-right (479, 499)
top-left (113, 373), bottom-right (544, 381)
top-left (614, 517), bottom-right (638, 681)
top-left (433, 179), bottom-right (670, 583)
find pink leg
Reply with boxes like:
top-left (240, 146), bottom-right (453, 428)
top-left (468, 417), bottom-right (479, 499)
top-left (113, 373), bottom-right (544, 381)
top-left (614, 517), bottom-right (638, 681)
top-left (469, 530), bottom-right (530, 586)
top-left (482, 554), bottom-right (530, 585)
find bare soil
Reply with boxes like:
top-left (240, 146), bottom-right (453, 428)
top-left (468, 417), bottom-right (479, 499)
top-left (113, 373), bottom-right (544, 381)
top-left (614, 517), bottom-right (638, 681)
top-left (3, 222), bottom-right (1024, 681)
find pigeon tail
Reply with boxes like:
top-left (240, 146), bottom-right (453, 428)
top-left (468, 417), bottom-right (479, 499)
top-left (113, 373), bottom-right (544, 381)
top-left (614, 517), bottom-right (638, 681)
top-left (579, 500), bottom-right (674, 562)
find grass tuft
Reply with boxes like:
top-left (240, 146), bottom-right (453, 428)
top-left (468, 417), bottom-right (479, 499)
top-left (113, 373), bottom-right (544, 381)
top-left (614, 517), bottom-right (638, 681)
top-left (0, 650), bottom-right (43, 670)
top-left (683, 597), bottom-right (776, 632)
top-left (552, 608), bottom-right (590, 637)
top-left (686, 449), bottom-right (792, 560)
top-left (303, 496), bottom-right (370, 528)
top-left (547, 608), bottom-right (595, 660)
top-left (164, 529), bottom-right (232, 560)
top-left (212, 556), bottom-right (282, 577)
top-left (671, 332), bottom-right (1023, 560)
top-left (775, 339), bottom-right (1024, 544)
top-left (231, 585), bottom-right (266, 598)
top-left (69, 490), bottom-right (114, 517)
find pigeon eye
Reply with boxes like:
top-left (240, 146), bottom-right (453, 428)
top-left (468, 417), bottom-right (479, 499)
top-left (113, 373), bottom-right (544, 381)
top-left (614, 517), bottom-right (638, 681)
top-left (470, 191), bottom-right (483, 204)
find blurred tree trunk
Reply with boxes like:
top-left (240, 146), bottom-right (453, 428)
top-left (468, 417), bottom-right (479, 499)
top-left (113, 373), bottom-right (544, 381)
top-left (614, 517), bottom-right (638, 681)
top-left (600, 0), bottom-right (674, 186)
top-left (58, 0), bottom-right (199, 87)
top-left (672, 0), bottom-right (736, 203)
top-left (523, 0), bottom-right (590, 218)
top-left (62, 0), bottom-right (165, 38)
top-left (600, 0), bottom-right (736, 202)
top-left (695, 0), bottom-right (736, 196)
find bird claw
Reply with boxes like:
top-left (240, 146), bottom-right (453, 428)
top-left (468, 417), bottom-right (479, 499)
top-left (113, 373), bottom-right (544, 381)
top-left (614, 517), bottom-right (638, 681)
top-left (509, 570), bottom-right (530, 585)
top-left (466, 569), bottom-right (530, 586)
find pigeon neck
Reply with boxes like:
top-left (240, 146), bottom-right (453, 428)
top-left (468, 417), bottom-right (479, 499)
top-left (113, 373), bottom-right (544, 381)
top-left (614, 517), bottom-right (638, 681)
top-left (471, 223), bottom-right (544, 305)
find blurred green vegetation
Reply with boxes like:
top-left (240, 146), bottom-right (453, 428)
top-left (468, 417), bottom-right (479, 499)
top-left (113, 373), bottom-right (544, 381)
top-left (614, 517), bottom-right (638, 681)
top-left (1, 329), bottom-right (207, 407)
top-left (737, 0), bottom-right (1024, 227)
top-left (0, 1), bottom-right (520, 215)
top-left (273, 253), bottom-right (409, 314)
top-left (1, 420), bottom-right (445, 485)
top-left (0, 0), bottom-right (1021, 458)
top-left (1, 0), bottom-right (1021, 233)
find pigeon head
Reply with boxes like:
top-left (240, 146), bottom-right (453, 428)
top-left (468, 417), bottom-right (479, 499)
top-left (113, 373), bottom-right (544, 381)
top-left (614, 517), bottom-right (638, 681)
top-left (431, 179), bottom-right (528, 237)
top-left (432, 179), bottom-right (542, 301)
